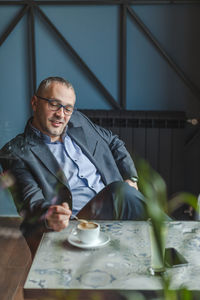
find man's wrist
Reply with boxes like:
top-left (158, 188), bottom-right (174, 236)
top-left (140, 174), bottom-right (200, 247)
top-left (129, 176), bottom-right (138, 183)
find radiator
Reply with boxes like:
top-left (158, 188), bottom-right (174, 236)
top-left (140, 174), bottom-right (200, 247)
top-left (80, 110), bottom-right (186, 196)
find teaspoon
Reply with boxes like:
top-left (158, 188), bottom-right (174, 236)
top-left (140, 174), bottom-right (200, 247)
top-left (71, 215), bottom-right (88, 224)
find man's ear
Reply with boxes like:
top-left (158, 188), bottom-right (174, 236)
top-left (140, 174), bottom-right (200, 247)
top-left (31, 95), bottom-right (38, 112)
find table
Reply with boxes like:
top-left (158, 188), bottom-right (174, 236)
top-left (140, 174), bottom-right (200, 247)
top-left (0, 217), bottom-right (32, 300)
top-left (24, 221), bottom-right (200, 298)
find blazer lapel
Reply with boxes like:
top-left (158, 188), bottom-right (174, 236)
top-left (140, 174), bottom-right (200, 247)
top-left (67, 126), bottom-right (88, 149)
top-left (67, 125), bottom-right (103, 178)
top-left (67, 126), bottom-right (98, 158)
top-left (30, 141), bottom-right (69, 188)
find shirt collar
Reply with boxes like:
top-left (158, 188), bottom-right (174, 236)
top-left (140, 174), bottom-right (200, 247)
top-left (29, 121), bottom-right (67, 144)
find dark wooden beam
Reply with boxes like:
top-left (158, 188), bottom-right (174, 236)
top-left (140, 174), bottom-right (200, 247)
top-left (34, 0), bottom-right (200, 5)
top-left (127, 5), bottom-right (200, 102)
top-left (29, 5), bottom-right (37, 94)
top-left (35, 5), bottom-right (121, 109)
top-left (1, 0), bottom-right (199, 5)
top-left (119, 4), bottom-right (127, 109)
top-left (0, 5), bottom-right (29, 46)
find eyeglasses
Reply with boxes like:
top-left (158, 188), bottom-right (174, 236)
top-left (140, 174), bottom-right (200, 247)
top-left (36, 95), bottom-right (76, 115)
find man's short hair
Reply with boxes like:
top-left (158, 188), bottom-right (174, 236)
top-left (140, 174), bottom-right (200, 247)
top-left (36, 76), bottom-right (75, 97)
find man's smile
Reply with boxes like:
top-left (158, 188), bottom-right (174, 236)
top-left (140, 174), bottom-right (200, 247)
top-left (49, 119), bottom-right (64, 127)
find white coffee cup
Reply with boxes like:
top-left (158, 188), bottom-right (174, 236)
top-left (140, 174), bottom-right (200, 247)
top-left (75, 222), bottom-right (100, 244)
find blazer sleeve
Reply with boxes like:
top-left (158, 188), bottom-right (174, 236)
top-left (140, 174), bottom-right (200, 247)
top-left (0, 147), bottom-right (50, 234)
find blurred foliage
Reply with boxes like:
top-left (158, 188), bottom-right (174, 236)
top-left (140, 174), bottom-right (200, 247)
top-left (136, 158), bottom-right (198, 300)
top-left (0, 170), bottom-right (15, 189)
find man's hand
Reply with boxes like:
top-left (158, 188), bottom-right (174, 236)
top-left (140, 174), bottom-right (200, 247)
top-left (125, 179), bottom-right (138, 190)
top-left (45, 202), bottom-right (72, 231)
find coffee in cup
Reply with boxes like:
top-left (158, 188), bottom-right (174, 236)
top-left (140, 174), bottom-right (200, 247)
top-left (78, 222), bottom-right (98, 230)
top-left (76, 221), bottom-right (100, 244)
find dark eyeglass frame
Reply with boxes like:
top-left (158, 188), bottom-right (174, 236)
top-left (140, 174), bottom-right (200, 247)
top-left (36, 95), bottom-right (76, 115)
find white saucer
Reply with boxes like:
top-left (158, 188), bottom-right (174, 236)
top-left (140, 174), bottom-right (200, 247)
top-left (68, 232), bottom-right (110, 249)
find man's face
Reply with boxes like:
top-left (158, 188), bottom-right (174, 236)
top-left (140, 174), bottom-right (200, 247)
top-left (31, 82), bottom-right (76, 142)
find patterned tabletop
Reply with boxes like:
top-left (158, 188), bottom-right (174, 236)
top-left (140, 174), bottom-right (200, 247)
top-left (24, 221), bottom-right (200, 291)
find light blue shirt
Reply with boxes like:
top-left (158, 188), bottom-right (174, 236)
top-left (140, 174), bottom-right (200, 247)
top-left (31, 125), bottom-right (105, 215)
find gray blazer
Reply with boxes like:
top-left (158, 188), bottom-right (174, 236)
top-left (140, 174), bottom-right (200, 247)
top-left (0, 111), bottom-right (137, 230)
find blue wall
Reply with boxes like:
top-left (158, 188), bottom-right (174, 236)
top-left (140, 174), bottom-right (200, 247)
top-left (0, 2), bottom-right (200, 215)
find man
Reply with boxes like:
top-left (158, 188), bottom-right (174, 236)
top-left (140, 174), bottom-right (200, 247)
top-left (0, 77), bottom-right (146, 240)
